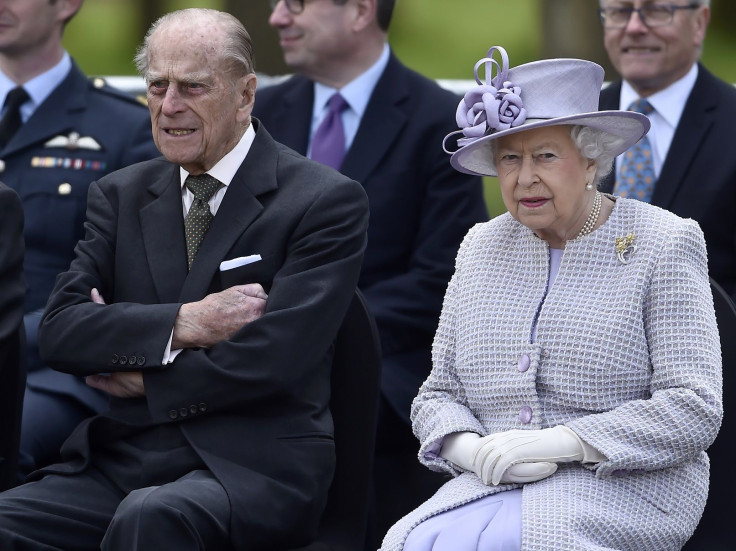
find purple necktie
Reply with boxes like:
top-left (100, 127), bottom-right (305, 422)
top-left (311, 94), bottom-right (348, 170)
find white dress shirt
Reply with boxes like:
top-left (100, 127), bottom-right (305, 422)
top-left (617, 63), bottom-right (698, 178)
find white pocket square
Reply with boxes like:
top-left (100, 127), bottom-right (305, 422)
top-left (220, 254), bottom-right (262, 271)
top-left (44, 132), bottom-right (101, 151)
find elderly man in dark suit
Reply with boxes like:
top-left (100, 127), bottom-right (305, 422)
top-left (255, 0), bottom-right (488, 540)
top-left (597, 0), bottom-right (736, 297)
top-left (0, 0), bottom-right (159, 481)
top-left (0, 8), bottom-right (368, 550)
top-left (0, 183), bottom-right (25, 491)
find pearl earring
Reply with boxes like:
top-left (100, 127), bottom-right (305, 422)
top-left (586, 182), bottom-right (593, 191)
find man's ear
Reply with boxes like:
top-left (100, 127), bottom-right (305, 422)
top-left (59, 0), bottom-right (84, 24)
top-left (692, 5), bottom-right (710, 49)
top-left (352, 0), bottom-right (378, 33)
top-left (236, 73), bottom-right (258, 124)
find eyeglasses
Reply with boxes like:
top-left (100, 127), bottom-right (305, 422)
top-left (598, 3), bottom-right (701, 28)
top-left (269, 0), bottom-right (306, 15)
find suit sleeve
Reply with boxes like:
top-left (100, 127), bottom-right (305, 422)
top-left (39, 169), bottom-right (369, 422)
top-left (38, 180), bottom-right (183, 374)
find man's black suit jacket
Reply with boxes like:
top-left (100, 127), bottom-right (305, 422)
top-left (37, 121), bottom-right (369, 549)
top-left (599, 64), bottom-right (736, 297)
top-left (0, 183), bottom-right (25, 489)
top-left (254, 52), bottom-right (488, 425)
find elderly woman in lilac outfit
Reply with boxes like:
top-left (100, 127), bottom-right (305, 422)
top-left (379, 47), bottom-right (722, 551)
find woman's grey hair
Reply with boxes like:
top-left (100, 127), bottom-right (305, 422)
top-left (570, 125), bottom-right (624, 187)
top-left (487, 125), bottom-right (625, 186)
top-left (134, 9), bottom-right (255, 81)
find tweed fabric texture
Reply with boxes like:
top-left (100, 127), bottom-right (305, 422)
top-left (380, 197), bottom-right (722, 551)
top-left (616, 99), bottom-right (656, 202)
top-left (184, 173), bottom-right (220, 270)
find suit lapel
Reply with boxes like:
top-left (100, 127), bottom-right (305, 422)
top-left (261, 77), bottom-right (313, 155)
top-left (139, 166), bottom-right (189, 303)
top-left (341, 53), bottom-right (408, 185)
top-left (652, 65), bottom-right (716, 208)
top-left (178, 122), bottom-right (279, 303)
top-left (4, 62), bottom-right (90, 156)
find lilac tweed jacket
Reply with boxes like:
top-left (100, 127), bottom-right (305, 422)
top-left (381, 197), bottom-right (722, 551)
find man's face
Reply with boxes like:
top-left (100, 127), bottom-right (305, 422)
top-left (0, 0), bottom-right (78, 58)
top-left (601, 0), bottom-right (709, 96)
top-left (144, 22), bottom-right (256, 174)
top-left (269, 0), bottom-right (356, 82)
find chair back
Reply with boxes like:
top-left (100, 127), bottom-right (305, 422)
top-left (684, 278), bottom-right (735, 550)
top-left (288, 288), bottom-right (382, 551)
top-left (0, 324), bottom-right (26, 490)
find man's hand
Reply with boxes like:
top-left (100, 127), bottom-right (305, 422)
top-left (472, 426), bottom-right (586, 485)
top-left (172, 284), bottom-right (268, 349)
top-left (86, 371), bottom-right (145, 398)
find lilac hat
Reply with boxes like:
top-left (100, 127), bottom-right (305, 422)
top-left (444, 46), bottom-right (650, 177)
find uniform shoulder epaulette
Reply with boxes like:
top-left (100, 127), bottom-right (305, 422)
top-left (88, 76), bottom-right (148, 107)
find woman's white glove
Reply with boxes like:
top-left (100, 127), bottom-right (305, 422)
top-left (440, 432), bottom-right (557, 485)
top-left (473, 425), bottom-right (602, 485)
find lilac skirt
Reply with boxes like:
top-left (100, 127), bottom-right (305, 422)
top-left (402, 489), bottom-right (522, 551)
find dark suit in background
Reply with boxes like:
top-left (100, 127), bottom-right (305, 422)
top-left (0, 61), bottom-right (159, 481)
top-left (255, 51), bottom-right (488, 541)
top-left (599, 65), bottom-right (736, 297)
top-left (0, 183), bottom-right (25, 490)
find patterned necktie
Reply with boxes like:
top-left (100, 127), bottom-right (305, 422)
top-left (0, 87), bottom-right (30, 149)
top-left (615, 98), bottom-right (656, 202)
top-left (310, 93), bottom-right (348, 170)
top-left (184, 173), bottom-right (221, 269)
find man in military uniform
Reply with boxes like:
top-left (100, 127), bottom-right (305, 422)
top-left (0, 0), bottom-right (159, 482)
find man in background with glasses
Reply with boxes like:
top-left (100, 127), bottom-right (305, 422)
top-left (254, 0), bottom-right (488, 547)
top-left (598, 0), bottom-right (736, 298)
top-left (597, 2), bottom-right (735, 549)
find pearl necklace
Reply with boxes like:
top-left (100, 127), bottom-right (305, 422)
top-left (577, 191), bottom-right (601, 238)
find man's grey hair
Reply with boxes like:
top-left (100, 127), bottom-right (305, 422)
top-left (134, 8), bottom-right (255, 81)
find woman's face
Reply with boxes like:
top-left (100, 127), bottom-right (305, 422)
top-left (494, 125), bottom-right (597, 248)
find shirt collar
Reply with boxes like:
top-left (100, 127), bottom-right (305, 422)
top-left (179, 123), bottom-right (256, 187)
top-left (0, 52), bottom-right (72, 116)
top-left (621, 63), bottom-right (698, 128)
top-left (312, 42), bottom-right (390, 120)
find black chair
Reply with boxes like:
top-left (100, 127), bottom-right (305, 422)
top-left (684, 278), bottom-right (735, 550)
top-left (288, 288), bottom-right (382, 551)
top-left (0, 324), bottom-right (26, 491)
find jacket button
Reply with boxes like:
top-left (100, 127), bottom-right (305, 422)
top-left (179, 407), bottom-right (188, 417)
top-left (168, 410), bottom-right (178, 420)
top-left (127, 355), bottom-right (137, 365)
top-left (137, 356), bottom-right (145, 366)
top-left (119, 355), bottom-right (127, 365)
top-left (519, 406), bottom-right (533, 424)
top-left (189, 405), bottom-right (199, 415)
top-left (198, 402), bottom-right (207, 413)
top-left (517, 354), bottom-right (530, 373)
top-left (111, 354), bottom-right (119, 364)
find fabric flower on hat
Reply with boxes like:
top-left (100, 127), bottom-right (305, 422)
top-left (456, 81), bottom-right (526, 138)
